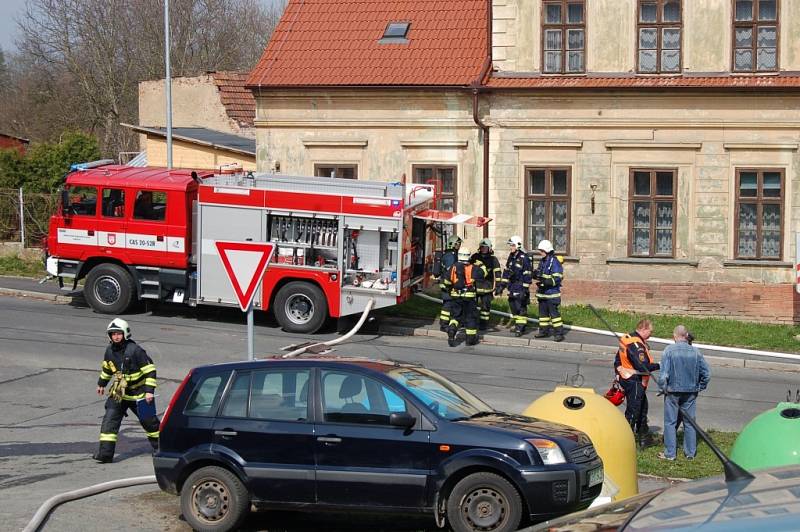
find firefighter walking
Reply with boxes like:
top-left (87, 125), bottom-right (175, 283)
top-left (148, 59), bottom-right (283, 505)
top-left (614, 318), bottom-right (660, 448)
top-left (93, 319), bottom-right (160, 463)
top-left (436, 235), bottom-right (462, 332)
top-left (533, 239), bottom-right (565, 342)
top-left (496, 236), bottom-right (532, 336)
top-left (443, 248), bottom-right (487, 347)
top-left (470, 238), bottom-right (502, 331)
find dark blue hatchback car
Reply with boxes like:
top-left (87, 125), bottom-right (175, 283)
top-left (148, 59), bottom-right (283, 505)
top-left (154, 357), bottom-right (603, 532)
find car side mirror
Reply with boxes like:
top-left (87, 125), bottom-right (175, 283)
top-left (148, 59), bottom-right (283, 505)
top-left (389, 412), bottom-right (416, 429)
top-left (61, 189), bottom-right (70, 216)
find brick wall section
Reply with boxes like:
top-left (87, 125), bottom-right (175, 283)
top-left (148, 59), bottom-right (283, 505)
top-left (564, 280), bottom-right (800, 325)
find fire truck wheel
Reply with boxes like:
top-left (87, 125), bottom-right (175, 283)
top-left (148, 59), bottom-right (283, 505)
top-left (274, 281), bottom-right (328, 334)
top-left (84, 263), bottom-right (135, 314)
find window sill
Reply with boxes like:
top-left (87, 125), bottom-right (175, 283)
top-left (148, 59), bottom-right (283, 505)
top-left (723, 260), bottom-right (793, 268)
top-left (607, 257), bottom-right (698, 266)
top-left (559, 255), bottom-right (580, 263)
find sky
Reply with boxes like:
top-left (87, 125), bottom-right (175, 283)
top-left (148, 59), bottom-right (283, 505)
top-left (0, 0), bottom-right (286, 54)
top-left (0, 0), bottom-right (27, 53)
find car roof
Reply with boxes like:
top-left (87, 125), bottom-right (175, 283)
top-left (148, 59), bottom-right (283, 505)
top-left (193, 356), bottom-right (422, 375)
top-left (626, 464), bottom-right (800, 530)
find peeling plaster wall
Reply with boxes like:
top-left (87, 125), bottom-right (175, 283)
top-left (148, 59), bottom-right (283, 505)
top-left (254, 90), bottom-right (486, 247)
top-left (139, 75), bottom-right (252, 145)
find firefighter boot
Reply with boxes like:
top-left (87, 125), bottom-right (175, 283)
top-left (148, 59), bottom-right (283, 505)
top-left (535, 328), bottom-right (551, 339)
top-left (93, 441), bottom-right (114, 463)
top-left (514, 325), bottom-right (526, 337)
top-left (554, 332), bottom-right (565, 342)
top-left (466, 334), bottom-right (479, 346)
top-left (447, 327), bottom-right (457, 347)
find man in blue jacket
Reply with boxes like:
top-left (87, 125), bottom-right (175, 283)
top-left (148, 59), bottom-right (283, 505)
top-left (657, 325), bottom-right (711, 461)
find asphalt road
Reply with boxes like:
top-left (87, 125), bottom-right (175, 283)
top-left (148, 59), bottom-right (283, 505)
top-left (1, 294), bottom-right (797, 531)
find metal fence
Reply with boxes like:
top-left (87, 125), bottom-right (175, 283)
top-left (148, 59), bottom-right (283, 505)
top-left (0, 188), bottom-right (59, 248)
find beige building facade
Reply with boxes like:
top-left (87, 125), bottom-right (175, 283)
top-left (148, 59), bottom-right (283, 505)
top-left (251, 0), bottom-right (800, 323)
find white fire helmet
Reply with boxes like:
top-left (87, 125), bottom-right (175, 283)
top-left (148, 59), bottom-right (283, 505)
top-left (507, 235), bottom-right (524, 249)
top-left (107, 318), bottom-right (131, 340)
top-left (537, 239), bottom-right (554, 253)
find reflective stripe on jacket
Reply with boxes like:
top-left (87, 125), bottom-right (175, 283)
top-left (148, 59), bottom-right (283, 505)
top-left (470, 252), bottom-right (501, 294)
top-left (536, 253), bottom-right (563, 299)
top-left (98, 340), bottom-right (157, 396)
top-left (500, 250), bottom-right (532, 293)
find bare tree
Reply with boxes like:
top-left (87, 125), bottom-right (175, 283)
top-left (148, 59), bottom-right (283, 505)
top-left (14, 0), bottom-right (285, 156)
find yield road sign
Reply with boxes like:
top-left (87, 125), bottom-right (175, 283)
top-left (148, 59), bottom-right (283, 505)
top-left (215, 241), bottom-right (276, 311)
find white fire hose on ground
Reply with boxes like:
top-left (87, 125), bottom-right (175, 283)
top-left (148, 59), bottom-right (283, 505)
top-left (23, 476), bottom-right (156, 532)
top-left (414, 292), bottom-right (800, 361)
top-left (24, 300), bottom-right (377, 531)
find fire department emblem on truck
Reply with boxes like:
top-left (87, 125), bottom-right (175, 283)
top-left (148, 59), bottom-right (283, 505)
top-left (107, 233), bottom-right (116, 246)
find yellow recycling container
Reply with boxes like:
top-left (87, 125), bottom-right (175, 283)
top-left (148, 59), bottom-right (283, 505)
top-left (523, 386), bottom-right (638, 501)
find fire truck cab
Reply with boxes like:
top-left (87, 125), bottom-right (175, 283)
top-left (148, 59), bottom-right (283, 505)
top-left (46, 163), bottom-right (488, 333)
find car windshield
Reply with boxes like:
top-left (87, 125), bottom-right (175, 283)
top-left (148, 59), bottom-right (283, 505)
top-left (385, 366), bottom-right (494, 420)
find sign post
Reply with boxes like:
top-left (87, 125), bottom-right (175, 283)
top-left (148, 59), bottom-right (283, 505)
top-left (215, 241), bottom-right (276, 360)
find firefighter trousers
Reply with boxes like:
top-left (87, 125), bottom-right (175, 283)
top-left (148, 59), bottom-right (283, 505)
top-left (537, 297), bottom-right (563, 335)
top-left (508, 294), bottom-right (529, 332)
top-left (97, 397), bottom-right (160, 460)
top-left (448, 295), bottom-right (479, 345)
top-left (439, 291), bottom-right (454, 330)
top-left (476, 293), bottom-right (493, 330)
top-left (620, 379), bottom-right (649, 440)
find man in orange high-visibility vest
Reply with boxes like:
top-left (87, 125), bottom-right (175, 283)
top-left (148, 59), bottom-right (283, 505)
top-left (614, 318), bottom-right (660, 448)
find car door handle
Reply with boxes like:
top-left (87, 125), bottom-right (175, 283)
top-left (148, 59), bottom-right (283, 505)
top-left (214, 430), bottom-right (238, 438)
top-left (317, 436), bottom-right (342, 444)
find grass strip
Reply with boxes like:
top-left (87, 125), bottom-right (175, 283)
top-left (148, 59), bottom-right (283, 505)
top-left (637, 431), bottom-right (738, 480)
top-left (0, 254), bottom-right (46, 278)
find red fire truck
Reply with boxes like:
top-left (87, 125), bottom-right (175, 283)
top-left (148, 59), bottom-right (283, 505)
top-left (45, 162), bottom-right (488, 333)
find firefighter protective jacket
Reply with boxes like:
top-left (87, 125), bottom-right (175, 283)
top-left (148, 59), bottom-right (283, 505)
top-left (500, 250), bottom-right (532, 295)
top-left (614, 332), bottom-right (660, 388)
top-left (98, 340), bottom-right (157, 401)
top-left (444, 261), bottom-right (487, 298)
top-left (436, 249), bottom-right (459, 289)
top-left (470, 252), bottom-right (502, 294)
top-left (535, 253), bottom-right (564, 299)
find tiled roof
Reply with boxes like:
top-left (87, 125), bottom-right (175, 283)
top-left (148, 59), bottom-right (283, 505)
top-left (246, 0), bottom-right (488, 88)
top-left (486, 74), bottom-right (800, 90)
top-left (211, 71), bottom-right (255, 127)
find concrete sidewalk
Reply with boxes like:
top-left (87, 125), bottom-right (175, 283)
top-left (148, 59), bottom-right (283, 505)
top-left (2, 275), bottom-right (798, 374)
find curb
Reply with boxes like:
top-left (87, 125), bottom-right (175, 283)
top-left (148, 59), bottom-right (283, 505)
top-left (2, 286), bottom-right (798, 374)
top-left (0, 287), bottom-right (73, 304)
top-left (377, 323), bottom-right (800, 374)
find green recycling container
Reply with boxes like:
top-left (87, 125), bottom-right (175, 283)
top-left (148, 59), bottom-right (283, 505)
top-left (730, 402), bottom-right (800, 471)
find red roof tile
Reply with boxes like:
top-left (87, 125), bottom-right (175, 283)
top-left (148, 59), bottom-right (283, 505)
top-left (486, 74), bottom-right (800, 90)
top-left (212, 71), bottom-right (256, 127)
top-left (247, 0), bottom-right (488, 88)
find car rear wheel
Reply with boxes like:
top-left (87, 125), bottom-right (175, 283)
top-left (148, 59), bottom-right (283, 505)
top-left (447, 472), bottom-right (523, 532)
top-left (84, 263), bottom-right (134, 314)
top-left (181, 466), bottom-right (250, 532)
top-left (273, 281), bottom-right (328, 334)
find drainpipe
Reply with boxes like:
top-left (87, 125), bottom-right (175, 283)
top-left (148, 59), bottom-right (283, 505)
top-left (471, 1), bottom-right (493, 238)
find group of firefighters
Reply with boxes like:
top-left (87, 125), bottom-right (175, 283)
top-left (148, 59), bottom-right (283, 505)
top-left (435, 235), bottom-right (565, 347)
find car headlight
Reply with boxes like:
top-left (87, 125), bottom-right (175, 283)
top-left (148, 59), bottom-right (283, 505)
top-left (527, 438), bottom-right (566, 465)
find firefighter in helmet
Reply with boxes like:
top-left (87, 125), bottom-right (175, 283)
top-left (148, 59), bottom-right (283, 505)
top-left (496, 235), bottom-right (533, 336)
top-left (93, 318), bottom-right (160, 463)
top-left (470, 238), bottom-right (502, 331)
top-left (442, 247), bottom-right (487, 347)
top-left (533, 239), bottom-right (565, 342)
top-left (436, 234), bottom-right (462, 332)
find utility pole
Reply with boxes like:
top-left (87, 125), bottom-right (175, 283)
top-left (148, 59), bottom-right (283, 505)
top-left (164, 0), bottom-right (173, 169)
